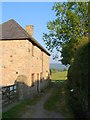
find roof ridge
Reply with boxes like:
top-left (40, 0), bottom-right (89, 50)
top-left (10, 19), bottom-right (31, 38)
top-left (2, 19), bottom-right (31, 39)
top-left (2, 19), bottom-right (14, 24)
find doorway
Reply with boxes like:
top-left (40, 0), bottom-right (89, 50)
top-left (37, 73), bottom-right (40, 92)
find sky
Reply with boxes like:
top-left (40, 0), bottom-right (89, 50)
top-left (1, 2), bottom-right (62, 63)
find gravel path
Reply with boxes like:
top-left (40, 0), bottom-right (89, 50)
top-left (21, 88), bottom-right (64, 118)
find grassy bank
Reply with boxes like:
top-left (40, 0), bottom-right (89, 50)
top-left (44, 81), bottom-right (75, 118)
top-left (51, 71), bottom-right (67, 80)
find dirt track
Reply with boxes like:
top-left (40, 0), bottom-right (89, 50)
top-left (21, 88), bottom-right (64, 118)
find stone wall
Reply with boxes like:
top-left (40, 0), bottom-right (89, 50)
top-left (1, 40), bottom-right (29, 86)
top-left (0, 39), bottom-right (50, 100)
top-left (43, 52), bottom-right (50, 79)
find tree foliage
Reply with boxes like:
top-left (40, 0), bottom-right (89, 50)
top-left (51, 68), bottom-right (57, 73)
top-left (43, 2), bottom-right (88, 65)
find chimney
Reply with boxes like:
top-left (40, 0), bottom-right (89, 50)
top-left (25, 25), bottom-right (34, 37)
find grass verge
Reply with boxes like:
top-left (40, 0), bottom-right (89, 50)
top-left (44, 81), bottom-right (75, 118)
top-left (2, 94), bottom-right (41, 118)
top-left (51, 71), bottom-right (67, 80)
top-left (2, 83), bottom-right (52, 118)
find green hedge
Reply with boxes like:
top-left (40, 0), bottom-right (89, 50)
top-left (67, 37), bottom-right (89, 119)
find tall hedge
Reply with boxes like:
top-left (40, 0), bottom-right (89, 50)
top-left (67, 37), bottom-right (89, 119)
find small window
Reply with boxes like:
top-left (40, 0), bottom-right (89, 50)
top-left (31, 73), bottom-right (34, 86)
top-left (16, 72), bottom-right (18, 74)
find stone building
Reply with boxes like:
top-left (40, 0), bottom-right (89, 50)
top-left (0, 19), bottom-right (50, 99)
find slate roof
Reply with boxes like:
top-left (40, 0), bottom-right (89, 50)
top-left (0, 19), bottom-right (50, 56)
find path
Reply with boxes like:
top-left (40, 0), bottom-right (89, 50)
top-left (21, 88), bottom-right (64, 118)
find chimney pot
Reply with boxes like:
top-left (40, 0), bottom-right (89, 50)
top-left (25, 25), bottom-right (34, 37)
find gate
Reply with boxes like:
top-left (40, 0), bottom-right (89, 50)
top-left (1, 84), bottom-right (17, 107)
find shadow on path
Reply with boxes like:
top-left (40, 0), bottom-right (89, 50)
top-left (21, 88), bottom-right (64, 118)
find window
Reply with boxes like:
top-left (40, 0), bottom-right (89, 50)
top-left (16, 72), bottom-right (18, 74)
top-left (32, 44), bottom-right (34, 56)
top-left (31, 73), bottom-right (34, 86)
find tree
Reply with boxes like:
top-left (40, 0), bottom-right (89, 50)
top-left (43, 2), bottom-right (88, 65)
top-left (51, 68), bottom-right (56, 73)
top-left (63, 67), bottom-right (67, 71)
top-left (67, 37), bottom-right (89, 118)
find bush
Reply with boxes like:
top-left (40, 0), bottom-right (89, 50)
top-left (67, 37), bottom-right (89, 119)
top-left (51, 68), bottom-right (57, 73)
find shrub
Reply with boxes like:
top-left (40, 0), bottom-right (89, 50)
top-left (67, 37), bottom-right (89, 119)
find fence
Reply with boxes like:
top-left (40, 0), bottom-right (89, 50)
top-left (1, 84), bottom-right (17, 107)
top-left (0, 78), bottom-right (50, 107)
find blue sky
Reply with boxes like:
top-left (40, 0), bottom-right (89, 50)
top-left (1, 2), bottom-right (61, 63)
